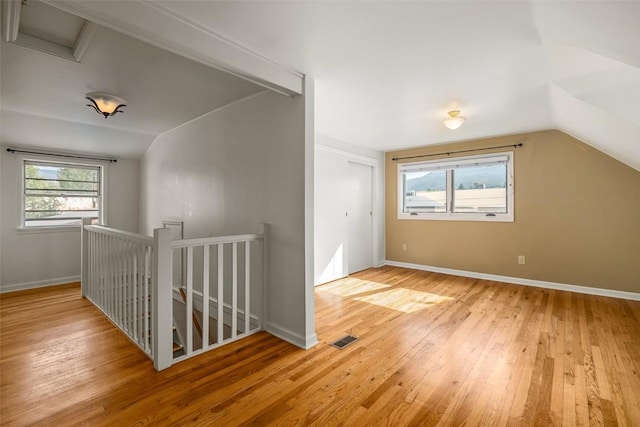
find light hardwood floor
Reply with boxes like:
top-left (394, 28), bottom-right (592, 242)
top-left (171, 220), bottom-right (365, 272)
top-left (1, 267), bottom-right (639, 426)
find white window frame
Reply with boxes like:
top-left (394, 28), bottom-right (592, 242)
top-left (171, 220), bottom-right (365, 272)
top-left (397, 151), bottom-right (514, 222)
top-left (18, 155), bottom-right (108, 231)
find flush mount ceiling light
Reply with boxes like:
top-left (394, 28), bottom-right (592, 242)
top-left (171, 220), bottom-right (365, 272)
top-left (85, 92), bottom-right (127, 118)
top-left (443, 110), bottom-right (465, 130)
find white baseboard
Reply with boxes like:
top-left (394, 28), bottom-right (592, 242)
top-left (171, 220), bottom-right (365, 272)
top-left (0, 275), bottom-right (81, 294)
top-left (384, 260), bottom-right (640, 302)
top-left (265, 322), bottom-right (318, 349)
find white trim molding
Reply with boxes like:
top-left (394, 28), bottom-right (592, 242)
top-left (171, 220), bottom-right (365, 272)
top-left (73, 21), bottom-right (100, 62)
top-left (385, 260), bottom-right (640, 302)
top-left (3, 1), bottom-right (99, 63)
top-left (16, 153), bottom-right (109, 230)
top-left (315, 143), bottom-right (379, 167)
top-left (266, 321), bottom-right (319, 350)
top-left (43, 0), bottom-right (303, 95)
top-left (303, 77), bottom-right (317, 348)
top-left (0, 275), bottom-right (81, 294)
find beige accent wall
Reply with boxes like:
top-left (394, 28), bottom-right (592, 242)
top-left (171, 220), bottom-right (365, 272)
top-left (386, 130), bottom-right (640, 293)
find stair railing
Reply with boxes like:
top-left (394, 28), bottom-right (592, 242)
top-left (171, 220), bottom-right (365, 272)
top-left (81, 219), bottom-right (266, 371)
top-left (81, 219), bottom-right (173, 370)
top-left (170, 224), bottom-right (266, 363)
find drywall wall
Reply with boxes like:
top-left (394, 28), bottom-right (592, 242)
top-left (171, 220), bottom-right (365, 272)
top-left (314, 135), bottom-right (385, 285)
top-left (139, 90), bottom-right (316, 348)
top-left (0, 150), bottom-right (139, 291)
top-left (386, 130), bottom-right (640, 293)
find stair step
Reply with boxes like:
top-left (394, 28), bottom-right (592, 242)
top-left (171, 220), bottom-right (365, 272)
top-left (173, 342), bottom-right (183, 352)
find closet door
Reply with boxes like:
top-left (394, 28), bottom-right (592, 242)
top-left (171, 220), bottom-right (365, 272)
top-left (314, 152), bottom-right (349, 284)
top-left (347, 162), bottom-right (373, 274)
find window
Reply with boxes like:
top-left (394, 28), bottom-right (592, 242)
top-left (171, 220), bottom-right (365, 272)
top-left (22, 160), bottom-right (104, 228)
top-left (398, 152), bottom-right (514, 221)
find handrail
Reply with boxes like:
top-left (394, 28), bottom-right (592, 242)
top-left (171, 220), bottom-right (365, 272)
top-left (81, 220), bottom-right (160, 366)
top-left (81, 222), bottom-right (267, 371)
top-left (85, 225), bottom-right (153, 245)
top-left (171, 233), bottom-right (263, 248)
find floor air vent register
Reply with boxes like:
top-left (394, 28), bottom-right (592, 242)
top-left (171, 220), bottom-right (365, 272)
top-left (331, 335), bottom-right (358, 349)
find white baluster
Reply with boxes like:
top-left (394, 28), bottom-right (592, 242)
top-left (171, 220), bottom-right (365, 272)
top-left (143, 245), bottom-right (150, 352)
top-left (245, 241), bottom-right (251, 334)
top-left (217, 243), bottom-right (224, 344)
top-left (107, 235), bottom-right (112, 317)
top-left (202, 245), bottom-right (210, 349)
top-left (116, 238), bottom-right (122, 326)
top-left (186, 246), bottom-right (193, 355)
top-left (133, 242), bottom-right (138, 342)
top-left (127, 242), bottom-right (133, 334)
top-left (232, 242), bottom-right (238, 339)
top-left (81, 219), bottom-right (90, 297)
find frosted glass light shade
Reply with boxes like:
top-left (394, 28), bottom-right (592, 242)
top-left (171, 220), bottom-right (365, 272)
top-left (86, 92), bottom-right (127, 118)
top-left (443, 110), bottom-right (465, 130)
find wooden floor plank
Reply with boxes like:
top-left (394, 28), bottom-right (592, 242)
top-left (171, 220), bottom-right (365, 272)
top-left (1, 267), bottom-right (639, 426)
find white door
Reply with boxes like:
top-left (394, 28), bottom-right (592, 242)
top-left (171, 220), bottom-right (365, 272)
top-left (314, 151), bottom-right (349, 284)
top-left (347, 162), bottom-right (373, 274)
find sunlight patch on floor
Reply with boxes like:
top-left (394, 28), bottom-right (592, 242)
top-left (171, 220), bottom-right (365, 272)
top-left (317, 278), bottom-right (391, 297)
top-left (354, 288), bottom-right (454, 313)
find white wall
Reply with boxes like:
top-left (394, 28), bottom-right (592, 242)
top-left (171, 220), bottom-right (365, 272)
top-left (0, 150), bottom-right (139, 292)
top-left (139, 90), bottom-right (316, 349)
top-left (314, 135), bottom-right (385, 285)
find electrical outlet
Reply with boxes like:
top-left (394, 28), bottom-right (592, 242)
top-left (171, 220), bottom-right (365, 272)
top-left (518, 255), bottom-right (525, 264)
top-left (402, 243), bottom-right (407, 251)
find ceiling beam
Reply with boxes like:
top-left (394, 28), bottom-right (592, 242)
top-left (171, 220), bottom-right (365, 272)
top-left (73, 21), bottom-right (99, 62)
top-left (43, 0), bottom-right (303, 96)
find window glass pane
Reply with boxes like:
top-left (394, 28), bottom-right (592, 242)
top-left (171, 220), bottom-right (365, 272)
top-left (452, 163), bottom-right (507, 213)
top-left (403, 170), bottom-right (446, 213)
top-left (23, 162), bottom-right (101, 227)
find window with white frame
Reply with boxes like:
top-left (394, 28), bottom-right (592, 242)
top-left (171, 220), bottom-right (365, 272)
top-left (22, 160), bottom-right (104, 228)
top-left (398, 152), bottom-right (514, 222)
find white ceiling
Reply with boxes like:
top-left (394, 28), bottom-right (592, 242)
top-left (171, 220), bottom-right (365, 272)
top-left (0, 1), bottom-right (263, 158)
top-left (152, 0), bottom-right (639, 169)
top-left (2, 1), bottom-right (639, 169)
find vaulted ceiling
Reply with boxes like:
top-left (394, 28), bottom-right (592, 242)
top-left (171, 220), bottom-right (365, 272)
top-left (0, 1), bottom-right (263, 158)
top-left (1, 1), bottom-right (638, 169)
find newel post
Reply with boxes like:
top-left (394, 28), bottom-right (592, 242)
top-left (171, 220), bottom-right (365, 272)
top-left (258, 223), bottom-right (269, 331)
top-left (152, 227), bottom-right (173, 371)
top-left (80, 218), bottom-right (91, 298)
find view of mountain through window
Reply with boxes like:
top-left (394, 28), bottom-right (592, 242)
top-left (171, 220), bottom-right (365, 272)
top-left (404, 164), bottom-right (507, 213)
top-left (398, 152), bottom-right (513, 221)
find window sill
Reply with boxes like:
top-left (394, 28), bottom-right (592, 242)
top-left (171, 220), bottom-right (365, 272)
top-left (16, 226), bottom-right (81, 234)
top-left (398, 213), bottom-right (514, 222)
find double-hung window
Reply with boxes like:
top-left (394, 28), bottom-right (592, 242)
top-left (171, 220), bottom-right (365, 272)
top-left (398, 152), bottom-right (514, 222)
top-left (22, 160), bottom-right (104, 228)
